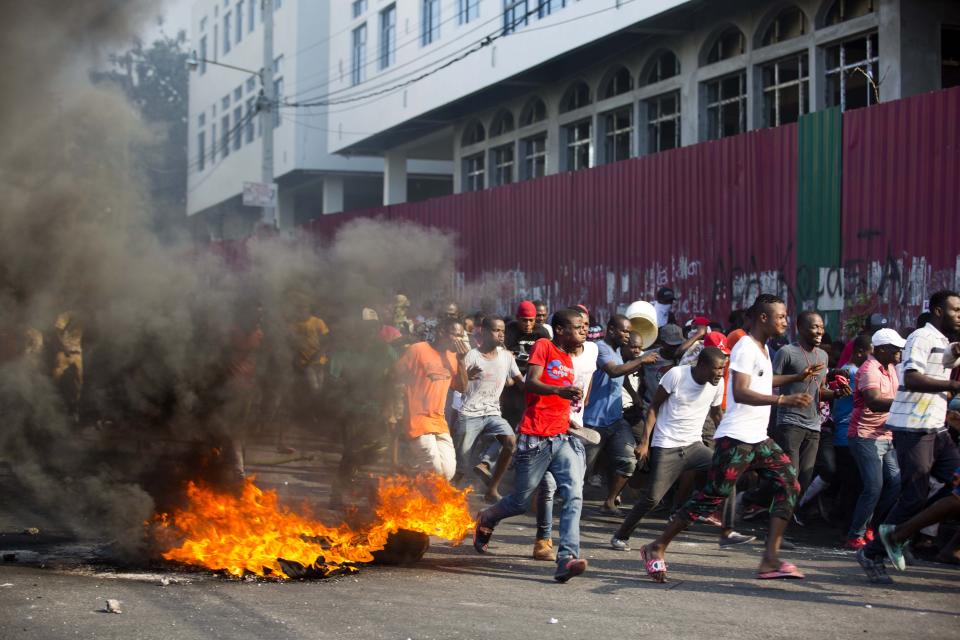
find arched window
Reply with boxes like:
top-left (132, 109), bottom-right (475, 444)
top-left (601, 66), bottom-right (633, 99)
top-left (705, 26), bottom-right (746, 64)
top-left (760, 6), bottom-right (807, 46)
top-left (461, 120), bottom-right (485, 146)
top-left (823, 0), bottom-right (874, 27)
top-left (643, 50), bottom-right (680, 85)
top-left (559, 81), bottom-right (592, 113)
top-left (489, 109), bottom-right (515, 137)
top-left (519, 97), bottom-right (547, 127)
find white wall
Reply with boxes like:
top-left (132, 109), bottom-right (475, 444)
top-left (324, 0), bottom-right (691, 155)
top-left (187, 0), bottom-right (387, 217)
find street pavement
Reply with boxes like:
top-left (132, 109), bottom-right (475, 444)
top-left (1, 432), bottom-right (958, 640)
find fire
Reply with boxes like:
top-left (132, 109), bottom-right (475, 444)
top-left (153, 473), bottom-right (475, 579)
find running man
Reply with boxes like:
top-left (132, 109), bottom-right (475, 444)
top-left (473, 308), bottom-right (589, 582)
top-left (638, 294), bottom-right (815, 582)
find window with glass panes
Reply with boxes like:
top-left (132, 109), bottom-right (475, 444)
top-left (704, 72), bottom-right (746, 140)
top-left (380, 5), bottom-right (396, 69)
top-left (245, 98), bottom-right (255, 143)
top-left (538, 0), bottom-right (567, 19)
top-left (564, 120), bottom-right (591, 171)
top-left (603, 107), bottom-right (632, 164)
top-left (522, 134), bottom-right (546, 179)
top-left (352, 24), bottom-right (367, 85)
top-left (646, 91), bottom-right (680, 153)
top-left (825, 32), bottom-right (879, 111)
top-left (233, 106), bottom-right (242, 150)
top-left (422, 0), bottom-right (440, 45)
top-left (221, 114), bottom-right (230, 158)
top-left (503, 1), bottom-right (528, 35)
top-left (492, 144), bottom-right (514, 186)
top-left (464, 153), bottom-right (485, 191)
top-left (459, 0), bottom-right (479, 24)
top-left (762, 53), bottom-right (809, 126)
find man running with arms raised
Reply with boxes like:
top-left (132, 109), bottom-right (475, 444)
top-left (638, 294), bottom-right (816, 582)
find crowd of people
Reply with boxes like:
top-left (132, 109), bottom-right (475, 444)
top-left (4, 282), bottom-right (958, 586)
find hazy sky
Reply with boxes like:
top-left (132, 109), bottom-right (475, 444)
top-left (140, 0), bottom-right (194, 44)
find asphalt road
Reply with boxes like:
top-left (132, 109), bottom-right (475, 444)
top-left (1, 433), bottom-right (958, 640)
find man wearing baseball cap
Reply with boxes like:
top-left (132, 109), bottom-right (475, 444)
top-left (846, 328), bottom-right (905, 550)
top-left (610, 344), bottom-right (756, 551)
top-left (857, 290), bottom-right (960, 583)
top-left (838, 312), bottom-right (889, 367)
top-left (654, 288), bottom-right (676, 327)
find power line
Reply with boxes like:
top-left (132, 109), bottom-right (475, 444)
top-left (287, 0), bottom-right (503, 103)
top-left (282, 0), bottom-right (640, 110)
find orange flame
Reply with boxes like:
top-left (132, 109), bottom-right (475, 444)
top-left (153, 473), bottom-right (474, 579)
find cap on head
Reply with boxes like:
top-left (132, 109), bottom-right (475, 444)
top-left (516, 300), bottom-right (537, 319)
top-left (868, 313), bottom-right (889, 330)
top-left (575, 304), bottom-right (589, 316)
top-left (656, 287), bottom-right (676, 304)
top-left (659, 323), bottom-right (684, 346)
top-left (693, 315), bottom-right (710, 327)
top-left (394, 294), bottom-right (410, 307)
top-left (703, 331), bottom-right (730, 354)
top-left (872, 328), bottom-right (906, 349)
top-left (362, 308), bottom-right (380, 321)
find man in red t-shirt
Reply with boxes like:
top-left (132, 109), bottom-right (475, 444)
top-left (473, 309), bottom-right (591, 582)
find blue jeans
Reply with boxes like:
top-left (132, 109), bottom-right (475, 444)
top-left (479, 434), bottom-right (586, 566)
top-left (453, 414), bottom-right (513, 473)
top-left (849, 436), bottom-right (901, 538)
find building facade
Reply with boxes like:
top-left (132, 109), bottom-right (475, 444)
top-left (325, 0), bottom-right (960, 197)
top-left (186, 0), bottom-right (453, 239)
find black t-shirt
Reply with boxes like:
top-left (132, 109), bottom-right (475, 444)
top-left (504, 321), bottom-right (550, 375)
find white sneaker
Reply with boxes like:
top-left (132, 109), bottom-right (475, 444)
top-left (609, 535), bottom-right (631, 552)
top-left (588, 474), bottom-right (603, 488)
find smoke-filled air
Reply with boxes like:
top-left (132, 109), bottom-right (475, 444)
top-left (0, 1), bottom-right (461, 559)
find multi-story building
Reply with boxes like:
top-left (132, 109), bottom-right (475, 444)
top-left (186, 0), bottom-right (453, 239)
top-left (324, 0), bottom-right (960, 199)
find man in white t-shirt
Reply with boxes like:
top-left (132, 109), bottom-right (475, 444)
top-left (452, 315), bottom-right (523, 503)
top-left (610, 346), bottom-right (756, 550)
top-left (638, 294), bottom-right (816, 582)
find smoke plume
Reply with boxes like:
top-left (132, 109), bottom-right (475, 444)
top-left (0, 1), bottom-right (459, 557)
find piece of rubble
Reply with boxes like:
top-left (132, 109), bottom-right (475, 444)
top-left (2, 553), bottom-right (16, 562)
top-left (104, 599), bottom-right (123, 614)
top-left (22, 528), bottom-right (40, 536)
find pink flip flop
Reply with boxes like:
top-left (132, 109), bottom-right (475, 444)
top-left (757, 561), bottom-right (805, 580)
top-left (640, 545), bottom-right (668, 583)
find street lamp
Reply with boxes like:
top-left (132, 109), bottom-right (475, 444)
top-left (185, 51), bottom-right (262, 80)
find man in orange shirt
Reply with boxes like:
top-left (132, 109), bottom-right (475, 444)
top-left (395, 316), bottom-right (469, 480)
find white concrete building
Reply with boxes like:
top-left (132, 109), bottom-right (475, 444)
top-left (325, 0), bottom-right (960, 197)
top-left (186, 0), bottom-right (453, 239)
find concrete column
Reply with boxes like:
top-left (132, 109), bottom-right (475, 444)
top-left (276, 185), bottom-right (295, 232)
top-left (383, 150), bottom-right (408, 205)
top-left (322, 175), bottom-right (344, 214)
top-left (877, 0), bottom-right (903, 102)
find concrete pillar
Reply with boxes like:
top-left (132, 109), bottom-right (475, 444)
top-left (322, 175), bottom-right (344, 214)
top-left (877, 0), bottom-right (903, 102)
top-left (383, 150), bottom-right (408, 205)
top-left (276, 185), bottom-right (295, 232)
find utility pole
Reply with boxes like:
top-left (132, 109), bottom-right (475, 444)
top-left (260, 0), bottom-right (276, 229)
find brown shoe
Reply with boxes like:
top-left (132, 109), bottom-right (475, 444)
top-left (533, 538), bottom-right (556, 561)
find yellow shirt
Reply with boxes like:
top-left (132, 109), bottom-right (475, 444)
top-left (291, 316), bottom-right (329, 368)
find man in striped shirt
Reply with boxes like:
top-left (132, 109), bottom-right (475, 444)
top-left (856, 289), bottom-right (960, 584)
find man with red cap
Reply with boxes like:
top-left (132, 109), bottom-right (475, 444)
top-left (609, 344), bottom-right (756, 550)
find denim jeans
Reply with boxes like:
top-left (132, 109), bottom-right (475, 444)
top-left (452, 414), bottom-right (513, 473)
top-left (864, 430), bottom-right (960, 559)
top-left (585, 418), bottom-right (638, 478)
top-left (848, 436), bottom-right (900, 538)
top-left (480, 434), bottom-right (586, 566)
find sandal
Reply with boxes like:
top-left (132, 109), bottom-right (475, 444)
top-left (640, 545), bottom-right (668, 583)
top-left (757, 561), bottom-right (805, 580)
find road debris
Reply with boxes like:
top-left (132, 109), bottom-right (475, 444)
top-left (549, 618), bottom-right (559, 624)
top-left (104, 599), bottom-right (123, 614)
top-left (22, 528), bottom-right (40, 535)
